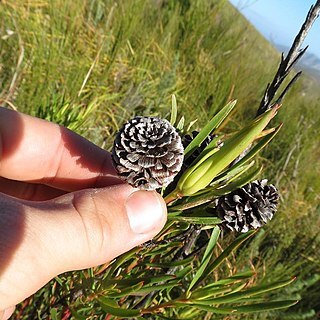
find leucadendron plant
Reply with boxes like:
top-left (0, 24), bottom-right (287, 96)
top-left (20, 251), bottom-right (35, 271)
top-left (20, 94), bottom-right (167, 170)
top-left (102, 96), bottom-right (297, 319)
top-left (56, 3), bottom-right (320, 319)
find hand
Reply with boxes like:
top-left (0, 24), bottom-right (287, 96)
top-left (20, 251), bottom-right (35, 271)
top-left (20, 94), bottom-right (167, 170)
top-left (0, 107), bottom-right (167, 319)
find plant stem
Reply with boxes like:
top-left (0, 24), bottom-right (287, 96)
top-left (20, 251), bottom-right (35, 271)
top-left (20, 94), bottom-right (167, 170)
top-left (164, 189), bottom-right (183, 205)
top-left (257, 0), bottom-right (320, 116)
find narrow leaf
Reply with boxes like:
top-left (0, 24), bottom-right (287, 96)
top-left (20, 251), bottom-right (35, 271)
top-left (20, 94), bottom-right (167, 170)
top-left (178, 105), bottom-right (279, 196)
top-left (213, 166), bottom-right (263, 194)
top-left (102, 275), bottom-right (175, 288)
top-left (195, 270), bottom-right (255, 292)
top-left (147, 255), bottom-right (194, 267)
top-left (176, 116), bottom-right (185, 131)
top-left (232, 300), bottom-right (299, 313)
top-left (108, 281), bottom-right (144, 298)
top-left (138, 283), bottom-right (179, 294)
top-left (190, 285), bottom-right (233, 300)
top-left (187, 135), bottom-right (222, 169)
top-left (50, 309), bottom-right (59, 320)
top-left (169, 215), bottom-right (222, 225)
top-left (220, 123), bottom-right (282, 180)
top-left (191, 300), bottom-right (298, 314)
top-left (187, 119), bottom-right (198, 132)
top-left (170, 94), bottom-right (178, 126)
top-left (98, 297), bottom-right (118, 308)
top-left (188, 227), bottom-right (220, 293)
top-left (210, 161), bottom-right (255, 186)
top-left (98, 299), bottom-right (140, 317)
top-left (199, 278), bottom-right (296, 304)
top-left (184, 100), bottom-right (237, 159)
top-left (105, 247), bottom-right (141, 277)
top-left (176, 265), bottom-right (193, 278)
top-left (193, 231), bottom-right (256, 287)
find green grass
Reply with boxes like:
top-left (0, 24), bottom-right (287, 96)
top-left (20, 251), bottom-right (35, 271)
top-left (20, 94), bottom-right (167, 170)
top-left (1, 0), bottom-right (319, 319)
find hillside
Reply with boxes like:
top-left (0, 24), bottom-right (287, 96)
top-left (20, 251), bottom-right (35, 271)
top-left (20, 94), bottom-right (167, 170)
top-left (0, 0), bottom-right (319, 319)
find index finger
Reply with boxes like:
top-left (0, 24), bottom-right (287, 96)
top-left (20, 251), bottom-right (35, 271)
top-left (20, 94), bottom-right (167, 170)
top-left (0, 107), bottom-right (121, 191)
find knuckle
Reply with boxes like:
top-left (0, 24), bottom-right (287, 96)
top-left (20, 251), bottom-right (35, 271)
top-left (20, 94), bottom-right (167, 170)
top-left (71, 191), bottom-right (110, 256)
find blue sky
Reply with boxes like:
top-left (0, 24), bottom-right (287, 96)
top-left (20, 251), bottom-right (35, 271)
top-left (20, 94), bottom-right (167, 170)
top-left (229, 0), bottom-right (320, 58)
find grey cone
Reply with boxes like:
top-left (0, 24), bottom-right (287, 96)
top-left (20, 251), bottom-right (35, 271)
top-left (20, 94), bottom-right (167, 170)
top-left (215, 180), bottom-right (279, 233)
top-left (112, 116), bottom-right (184, 190)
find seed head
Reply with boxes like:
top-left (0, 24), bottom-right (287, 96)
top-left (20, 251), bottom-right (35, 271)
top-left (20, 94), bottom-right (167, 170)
top-left (212, 180), bottom-right (279, 233)
top-left (112, 116), bottom-right (184, 190)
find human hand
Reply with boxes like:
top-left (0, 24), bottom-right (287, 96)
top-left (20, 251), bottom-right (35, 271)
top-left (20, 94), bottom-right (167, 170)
top-left (0, 107), bottom-right (167, 319)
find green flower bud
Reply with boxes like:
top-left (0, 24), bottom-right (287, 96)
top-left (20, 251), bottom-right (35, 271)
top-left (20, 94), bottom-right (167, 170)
top-left (177, 105), bottom-right (279, 196)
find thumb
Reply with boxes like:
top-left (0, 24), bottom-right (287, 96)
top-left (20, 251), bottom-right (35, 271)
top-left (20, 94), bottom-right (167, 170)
top-left (0, 184), bottom-right (167, 310)
top-left (52, 184), bottom-right (167, 271)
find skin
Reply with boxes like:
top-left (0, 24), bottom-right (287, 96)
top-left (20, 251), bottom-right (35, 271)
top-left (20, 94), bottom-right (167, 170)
top-left (0, 107), bottom-right (167, 319)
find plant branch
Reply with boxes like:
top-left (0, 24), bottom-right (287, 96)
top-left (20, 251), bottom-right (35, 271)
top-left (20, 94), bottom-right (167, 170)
top-left (257, 0), bottom-right (320, 116)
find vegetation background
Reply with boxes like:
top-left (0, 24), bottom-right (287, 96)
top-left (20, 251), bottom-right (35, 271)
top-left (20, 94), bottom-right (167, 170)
top-left (0, 0), bottom-right (319, 319)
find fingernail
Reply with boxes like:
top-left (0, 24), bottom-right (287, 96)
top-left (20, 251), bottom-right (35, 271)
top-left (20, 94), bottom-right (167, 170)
top-left (125, 191), bottom-right (166, 234)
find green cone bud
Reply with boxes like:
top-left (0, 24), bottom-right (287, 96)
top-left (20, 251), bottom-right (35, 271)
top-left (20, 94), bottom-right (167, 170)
top-left (177, 105), bottom-right (279, 196)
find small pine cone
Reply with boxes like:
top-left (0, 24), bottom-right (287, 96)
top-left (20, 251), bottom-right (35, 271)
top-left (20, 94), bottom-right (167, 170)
top-left (213, 180), bottom-right (279, 233)
top-left (112, 116), bottom-right (184, 190)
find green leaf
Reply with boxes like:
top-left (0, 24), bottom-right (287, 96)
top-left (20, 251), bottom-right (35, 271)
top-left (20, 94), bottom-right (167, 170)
top-left (214, 123), bottom-right (282, 181)
top-left (178, 105), bottom-right (279, 196)
top-left (196, 270), bottom-right (255, 291)
top-left (98, 299), bottom-right (141, 317)
top-left (54, 276), bottom-right (64, 286)
top-left (193, 231), bottom-right (256, 287)
top-left (49, 308), bottom-right (59, 320)
top-left (190, 285), bottom-right (233, 300)
top-left (168, 214), bottom-right (222, 225)
top-left (138, 283), bottom-right (180, 294)
top-left (228, 270), bottom-right (256, 280)
top-left (191, 300), bottom-right (298, 314)
top-left (102, 275), bottom-right (175, 288)
top-left (192, 282), bottom-right (248, 303)
top-left (187, 226), bottom-right (220, 293)
top-left (187, 119), bottom-right (198, 132)
top-left (70, 309), bottom-right (89, 320)
top-left (175, 265), bottom-right (193, 278)
top-left (212, 166), bottom-right (262, 194)
top-left (210, 161), bottom-right (255, 186)
top-left (105, 247), bottom-right (141, 277)
top-left (174, 301), bottom-right (232, 315)
top-left (108, 281), bottom-right (144, 298)
top-left (170, 94), bottom-right (178, 126)
top-left (235, 300), bottom-right (299, 312)
top-left (197, 278), bottom-right (296, 304)
top-left (98, 297), bottom-right (119, 308)
top-left (176, 116), bottom-right (185, 131)
top-left (184, 100), bottom-right (237, 159)
top-left (231, 123), bottom-right (282, 169)
top-left (146, 255), bottom-right (194, 267)
top-left (187, 135), bottom-right (222, 169)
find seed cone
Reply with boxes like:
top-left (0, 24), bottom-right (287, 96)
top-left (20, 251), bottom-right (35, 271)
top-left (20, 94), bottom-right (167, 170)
top-left (212, 180), bottom-right (279, 233)
top-left (112, 116), bottom-right (184, 190)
